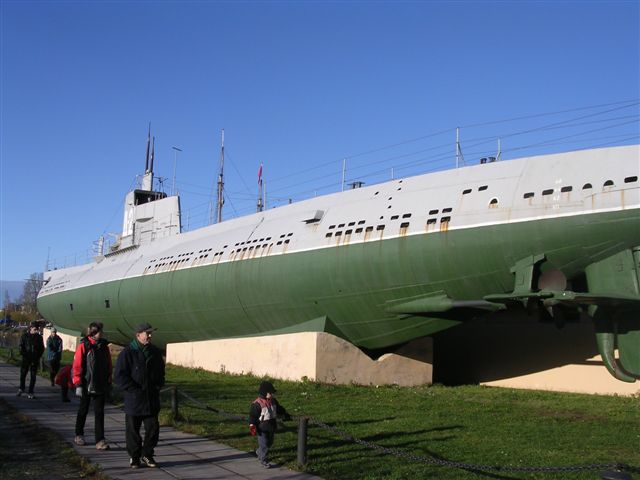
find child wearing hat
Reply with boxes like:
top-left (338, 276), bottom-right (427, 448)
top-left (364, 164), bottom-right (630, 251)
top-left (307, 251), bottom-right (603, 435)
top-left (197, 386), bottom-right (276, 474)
top-left (248, 380), bottom-right (291, 468)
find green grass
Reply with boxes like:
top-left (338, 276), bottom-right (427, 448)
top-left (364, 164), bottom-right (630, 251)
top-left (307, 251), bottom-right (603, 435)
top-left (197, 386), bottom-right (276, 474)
top-left (157, 364), bottom-right (640, 480)
top-left (2, 343), bottom-right (639, 479)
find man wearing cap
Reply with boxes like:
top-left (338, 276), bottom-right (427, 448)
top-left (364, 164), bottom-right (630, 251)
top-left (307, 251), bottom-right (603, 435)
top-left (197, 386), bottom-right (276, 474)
top-left (17, 321), bottom-right (45, 399)
top-left (46, 327), bottom-right (63, 387)
top-left (115, 322), bottom-right (165, 469)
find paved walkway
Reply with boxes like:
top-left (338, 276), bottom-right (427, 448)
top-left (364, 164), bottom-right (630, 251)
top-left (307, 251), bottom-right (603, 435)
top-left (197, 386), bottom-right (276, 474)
top-left (0, 360), bottom-right (321, 480)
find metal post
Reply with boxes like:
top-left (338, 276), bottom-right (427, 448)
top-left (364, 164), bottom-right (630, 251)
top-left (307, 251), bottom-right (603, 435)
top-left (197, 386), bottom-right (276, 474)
top-left (341, 158), bottom-right (346, 192)
top-left (171, 386), bottom-right (179, 421)
top-left (172, 146), bottom-right (182, 196)
top-left (297, 416), bottom-right (309, 466)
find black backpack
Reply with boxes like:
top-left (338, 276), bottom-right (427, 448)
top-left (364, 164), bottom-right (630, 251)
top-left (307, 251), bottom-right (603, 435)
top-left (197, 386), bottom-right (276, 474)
top-left (82, 338), bottom-right (108, 394)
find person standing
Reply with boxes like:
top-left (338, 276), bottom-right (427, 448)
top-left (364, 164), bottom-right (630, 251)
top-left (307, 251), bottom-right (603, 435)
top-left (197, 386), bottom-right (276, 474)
top-left (17, 321), bottom-right (45, 399)
top-left (46, 328), bottom-right (63, 387)
top-left (72, 321), bottom-right (112, 450)
top-left (115, 323), bottom-right (165, 469)
top-left (248, 380), bottom-right (291, 468)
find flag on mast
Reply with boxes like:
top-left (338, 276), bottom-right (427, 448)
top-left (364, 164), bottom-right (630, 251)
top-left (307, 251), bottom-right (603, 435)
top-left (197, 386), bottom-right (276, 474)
top-left (258, 162), bottom-right (263, 186)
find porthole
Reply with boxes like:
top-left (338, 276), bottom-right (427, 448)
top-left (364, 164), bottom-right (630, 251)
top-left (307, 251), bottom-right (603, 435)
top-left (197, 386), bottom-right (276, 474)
top-left (400, 222), bottom-right (410, 228)
top-left (489, 198), bottom-right (498, 205)
top-left (355, 228), bottom-right (363, 233)
top-left (561, 186), bottom-right (573, 193)
top-left (402, 213), bottom-right (412, 218)
top-left (442, 208), bottom-right (452, 213)
top-left (624, 176), bottom-right (638, 183)
top-left (462, 189), bottom-right (472, 195)
top-left (429, 209), bottom-right (438, 215)
top-left (542, 189), bottom-right (554, 196)
top-left (325, 233), bottom-right (332, 238)
top-left (365, 226), bottom-right (374, 232)
top-left (441, 216), bottom-right (451, 223)
top-left (391, 215), bottom-right (399, 220)
top-left (427, 218), bottom-right (437, 225)
top-left (582, 183), bottom-right (592, 190)
top-left (523, 192), bottom-right (534, 199)
top-left (479, 185), bottom-right (488, 191)
top-left (376, 225), bottom-right (385, 231)
top-left (603, 180), bottom-right (614, 187)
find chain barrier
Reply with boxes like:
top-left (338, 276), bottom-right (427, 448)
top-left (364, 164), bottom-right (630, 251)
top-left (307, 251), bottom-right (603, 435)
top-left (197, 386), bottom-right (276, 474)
top-left (161, 385), bottom-right (639, 476)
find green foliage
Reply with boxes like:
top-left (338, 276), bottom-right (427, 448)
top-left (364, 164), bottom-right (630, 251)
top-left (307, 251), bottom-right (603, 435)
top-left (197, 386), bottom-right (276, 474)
top-left (157, 364), bottom-right (640, 480)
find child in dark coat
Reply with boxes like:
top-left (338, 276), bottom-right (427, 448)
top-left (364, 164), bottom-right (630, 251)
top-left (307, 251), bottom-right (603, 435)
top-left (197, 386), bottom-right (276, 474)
top-left (248, 380), bottom-right (291, 468)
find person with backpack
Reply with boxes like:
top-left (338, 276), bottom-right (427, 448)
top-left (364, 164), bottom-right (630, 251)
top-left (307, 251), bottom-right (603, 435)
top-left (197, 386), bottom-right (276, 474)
top-left (72, 321), bottom-right (112, 450)
top-left (17, 321), bottom-right (45, 399)
top-left (248, 380), bottom-right (291, 469)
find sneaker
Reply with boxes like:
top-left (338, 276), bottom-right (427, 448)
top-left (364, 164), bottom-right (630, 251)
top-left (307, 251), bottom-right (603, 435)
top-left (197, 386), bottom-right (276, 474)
top-left (95, 440), bottom-right (110, 450)
top-left (141, 456), bottom-right (157, 468)
top-left (27, 394), bottom-right (35, 399)
top-left (130, 458), bottom-right (140, 469)
top-left (261, 461), bottom-right (272, 469)
top-left (16, 389), bottom-right (23, 397)
top-left (74, 435), bottom-right (85, 446)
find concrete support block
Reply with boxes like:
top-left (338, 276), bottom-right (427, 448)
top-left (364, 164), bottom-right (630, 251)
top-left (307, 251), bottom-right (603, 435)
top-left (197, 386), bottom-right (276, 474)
top-left (167, 332), bottom-right (433, 386)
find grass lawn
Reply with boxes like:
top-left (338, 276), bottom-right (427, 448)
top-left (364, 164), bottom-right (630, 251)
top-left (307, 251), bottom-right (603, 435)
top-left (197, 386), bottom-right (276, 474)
top-left (158, 364), bottom-right (640, 480)
top-left (2, 340), bottom-right (638, 480)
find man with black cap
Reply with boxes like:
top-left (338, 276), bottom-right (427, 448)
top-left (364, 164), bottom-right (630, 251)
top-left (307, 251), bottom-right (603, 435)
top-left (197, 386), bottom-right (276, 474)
top-left (17, 321), bottom-right (45, 399)
top-left (115, 322), bottom-right (165, 469)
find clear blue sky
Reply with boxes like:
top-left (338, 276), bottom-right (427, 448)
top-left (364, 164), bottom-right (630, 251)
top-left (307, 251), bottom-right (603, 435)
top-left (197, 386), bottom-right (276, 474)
top-left (1, 0), bottom-right (639, 282)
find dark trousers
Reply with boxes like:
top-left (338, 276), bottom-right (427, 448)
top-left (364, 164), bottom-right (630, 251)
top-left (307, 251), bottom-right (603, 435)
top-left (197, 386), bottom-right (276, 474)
top-left (19, 360), bottom-right (38, 394)
top-left (61, 385), bottom-right (70, 401)
top-left (75, 392), bottom-right (105, 443)
top-left (257, 431), bottom-right (275, 463)
top-left (125, 414), bottom-right (160, 460)
top-left (49, 357), bottom-right (61, 385)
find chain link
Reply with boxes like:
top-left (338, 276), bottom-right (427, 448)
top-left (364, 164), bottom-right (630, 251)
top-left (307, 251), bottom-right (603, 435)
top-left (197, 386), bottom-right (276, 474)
top-left (164, 386), bottom-right (638, 475)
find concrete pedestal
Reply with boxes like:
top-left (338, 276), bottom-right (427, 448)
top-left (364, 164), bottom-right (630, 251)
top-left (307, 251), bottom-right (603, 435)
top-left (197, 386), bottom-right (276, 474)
top-left (167, 332), bottom-right (433, 387)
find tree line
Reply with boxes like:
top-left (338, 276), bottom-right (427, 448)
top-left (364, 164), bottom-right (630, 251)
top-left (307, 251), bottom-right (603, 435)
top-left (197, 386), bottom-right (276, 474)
top-left (1, 272), bottom-right (43, 324)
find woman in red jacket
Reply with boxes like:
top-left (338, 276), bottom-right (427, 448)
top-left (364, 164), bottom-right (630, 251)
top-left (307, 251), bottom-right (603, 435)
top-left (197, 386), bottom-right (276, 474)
top-left (72, 322), bottom-right (112, 450)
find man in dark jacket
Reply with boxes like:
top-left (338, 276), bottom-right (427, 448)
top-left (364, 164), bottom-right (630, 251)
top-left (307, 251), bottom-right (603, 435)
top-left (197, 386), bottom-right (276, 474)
top-left (115, 322), bottom-right (165, 469)
top-left (18, 321), bottom-right (45, 399)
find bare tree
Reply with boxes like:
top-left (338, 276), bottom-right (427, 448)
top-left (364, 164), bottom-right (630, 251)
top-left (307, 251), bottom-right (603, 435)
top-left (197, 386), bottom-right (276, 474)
top-left (21, 272), bottom-right (43, 317)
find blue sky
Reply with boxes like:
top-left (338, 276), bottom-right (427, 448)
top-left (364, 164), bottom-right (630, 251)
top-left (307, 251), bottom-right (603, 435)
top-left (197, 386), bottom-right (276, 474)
top-left (1, 0), bottom-right (639, 282)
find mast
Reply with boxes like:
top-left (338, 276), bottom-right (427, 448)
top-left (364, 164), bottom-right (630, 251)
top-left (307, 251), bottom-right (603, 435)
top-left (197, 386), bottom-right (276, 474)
top-left (141, 126), bottom-right (154, 191)
top-left (215, 129), bottom-right (225, 224)
top-left (257, 162), bottom-right (264, 212)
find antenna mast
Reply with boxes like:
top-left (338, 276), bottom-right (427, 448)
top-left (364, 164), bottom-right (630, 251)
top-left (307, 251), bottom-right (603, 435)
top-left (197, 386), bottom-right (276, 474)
top-left (455, 127), bottom-right (464, 168)
top-left (215, 129), bottom-right (225, 224)
top-left (257, 162), bottom-right (264, 212)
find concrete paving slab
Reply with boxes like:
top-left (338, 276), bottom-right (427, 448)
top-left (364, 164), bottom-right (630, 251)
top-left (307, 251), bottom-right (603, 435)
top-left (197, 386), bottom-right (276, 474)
top-left (0, 360), bottom-right (321, 480)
